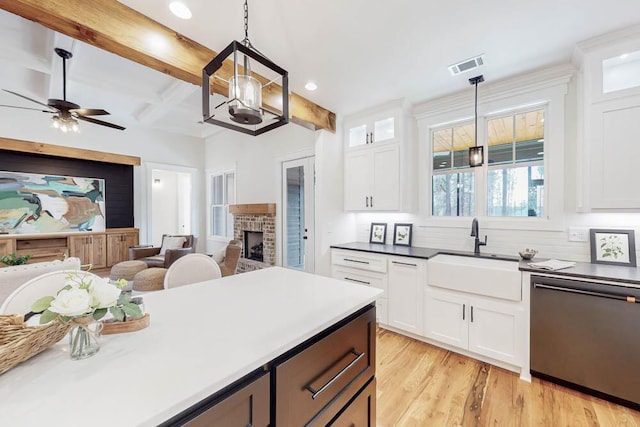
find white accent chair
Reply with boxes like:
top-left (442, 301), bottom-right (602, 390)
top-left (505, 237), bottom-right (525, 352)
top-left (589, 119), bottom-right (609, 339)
top-left (0, 257), bottom-right (81, 307)
top-left (0, 270), bottom-right (102, 316)
top-left (163, 254), bottom-right (222, 289)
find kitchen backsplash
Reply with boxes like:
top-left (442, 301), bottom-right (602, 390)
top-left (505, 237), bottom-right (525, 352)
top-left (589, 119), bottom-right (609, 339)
top-left (354, 213), bottom-right (640, 263)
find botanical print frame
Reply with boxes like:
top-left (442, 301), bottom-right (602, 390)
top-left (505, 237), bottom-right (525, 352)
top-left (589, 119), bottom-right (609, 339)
top-left (589, 228), bottom-right (636, 267)
top-left (393, 223), bottom-right (413, 246)
top-left (0, 171), bottom-right (106, 234)
top-left (369, 223), bottom-right (387, 244)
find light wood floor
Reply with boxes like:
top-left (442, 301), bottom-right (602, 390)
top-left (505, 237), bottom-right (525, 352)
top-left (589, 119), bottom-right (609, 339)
top-left (375, 328), bottom-right (640, 426)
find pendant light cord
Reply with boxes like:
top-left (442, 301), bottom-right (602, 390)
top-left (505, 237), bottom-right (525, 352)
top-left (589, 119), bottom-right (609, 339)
top-left (474, 79), bottom-right (478, 148)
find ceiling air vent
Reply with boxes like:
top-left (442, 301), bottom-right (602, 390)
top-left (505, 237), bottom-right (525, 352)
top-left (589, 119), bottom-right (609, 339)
top-left (448, 54), bottom-right (486, 76)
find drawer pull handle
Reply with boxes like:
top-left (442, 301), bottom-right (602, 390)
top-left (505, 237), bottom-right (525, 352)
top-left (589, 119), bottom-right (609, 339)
top-left (344, 277), bottom-right (371, 285)
top-left (392, 261), bottom-right (417, 267)
top-left (305, 350), bottom-right (365, 400)
top-left (344, 258), bottom-right (369, 264)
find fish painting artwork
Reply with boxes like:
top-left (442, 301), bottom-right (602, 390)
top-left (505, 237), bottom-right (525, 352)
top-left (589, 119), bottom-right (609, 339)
top-left (0, 171), bottom-right (105, 234)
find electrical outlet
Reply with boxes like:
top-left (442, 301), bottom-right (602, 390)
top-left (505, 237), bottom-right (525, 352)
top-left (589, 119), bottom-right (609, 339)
top-left (568, 227), bottom-right (588, 242)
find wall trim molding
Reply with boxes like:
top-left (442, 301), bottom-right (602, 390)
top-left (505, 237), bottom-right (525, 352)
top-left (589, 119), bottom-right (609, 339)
top-left (0, 137), bottom-right (141, 166)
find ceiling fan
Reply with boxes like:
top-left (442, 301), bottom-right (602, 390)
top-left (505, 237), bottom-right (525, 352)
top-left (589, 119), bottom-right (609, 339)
top-left (1, 48), bottom-right (125, 131)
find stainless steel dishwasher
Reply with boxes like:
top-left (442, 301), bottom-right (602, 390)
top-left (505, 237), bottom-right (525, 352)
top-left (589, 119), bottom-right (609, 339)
top-left (530, 275), bottom-right (640, 408)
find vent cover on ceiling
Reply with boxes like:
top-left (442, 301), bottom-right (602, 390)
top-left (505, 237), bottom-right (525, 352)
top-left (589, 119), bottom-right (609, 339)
top-left (448, 54), bottom-right (486, 75)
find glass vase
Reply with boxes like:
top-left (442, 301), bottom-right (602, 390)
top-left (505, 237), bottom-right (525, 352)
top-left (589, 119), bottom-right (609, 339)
top-left (68, 315), bottom-right (103, 360)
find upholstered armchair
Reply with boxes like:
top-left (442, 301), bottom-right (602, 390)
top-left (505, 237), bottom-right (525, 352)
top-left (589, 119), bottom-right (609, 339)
top-left (219, 240), bottom-right (242, 277)
top-left (129, 234), bottom-right (195, 268)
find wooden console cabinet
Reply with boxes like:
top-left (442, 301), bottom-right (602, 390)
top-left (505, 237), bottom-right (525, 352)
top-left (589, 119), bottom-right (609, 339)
top-left (106, 229), bottom-right (139, 267)
top-left (69, 234), bottom-right (107, 269)
top-left (0, 228), bottom-right (138, 267)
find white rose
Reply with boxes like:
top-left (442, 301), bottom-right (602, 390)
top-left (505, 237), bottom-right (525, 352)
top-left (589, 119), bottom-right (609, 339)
top-left (90, 279), bottom-right (121, 309)
top-left (49, 288), bottom-right (92, 316)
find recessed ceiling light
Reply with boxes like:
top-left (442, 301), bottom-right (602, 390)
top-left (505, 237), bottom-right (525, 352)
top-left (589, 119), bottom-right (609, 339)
top-left (169, 1), bottom-right (192, 19)
top-left (305, 82), bottom-right (318, 91)
top-left (620, 53), bottom-right (630, 60)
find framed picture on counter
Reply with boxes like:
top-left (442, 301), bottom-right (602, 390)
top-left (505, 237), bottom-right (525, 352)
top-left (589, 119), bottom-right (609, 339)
top-left (369, 223), bottom-right (387, 244)
top-left (590, 228), bottom-right (636, 267)
top-left (393, 223), bottom-right (412, 246)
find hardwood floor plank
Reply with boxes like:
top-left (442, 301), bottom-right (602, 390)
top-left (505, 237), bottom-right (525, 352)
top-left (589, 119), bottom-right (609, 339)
top-left (376, 328), bottom-right (640, 427)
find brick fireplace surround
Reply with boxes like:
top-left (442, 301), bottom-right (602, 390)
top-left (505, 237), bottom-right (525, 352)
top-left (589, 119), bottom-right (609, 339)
top-left (230, 204), bottom-right (276, 273)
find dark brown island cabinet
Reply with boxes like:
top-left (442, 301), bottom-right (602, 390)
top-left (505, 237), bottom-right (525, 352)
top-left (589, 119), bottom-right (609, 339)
top-left (163, 305), bottom-right (377, 426)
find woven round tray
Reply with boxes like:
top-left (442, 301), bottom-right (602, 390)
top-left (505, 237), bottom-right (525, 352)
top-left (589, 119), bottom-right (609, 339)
top-left (0, 315), bottom-right (70, 376)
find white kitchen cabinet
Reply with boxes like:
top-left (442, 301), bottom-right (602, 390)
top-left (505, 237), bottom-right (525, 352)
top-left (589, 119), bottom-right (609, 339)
top-left (424, 289), bottom-right (468, 348)
top-left (345, 108), bottom-right (398, 150)
top-left (331, 249), bottom-right (389, 324)
top-left (468, 297), bottom-right (523, 366)
top-left (424, 287), bottom-right (523, 366)
top-left (387, 256), bottom-right (426, 335)
top-left (576, 30), bottom-right (640, 210)
top-left (344, 144), bottom-right (399, 211)
top-left (343, 100), bottom-right (413, 212)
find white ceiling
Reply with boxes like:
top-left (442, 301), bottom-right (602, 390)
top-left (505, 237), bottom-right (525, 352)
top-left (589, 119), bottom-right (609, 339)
top-left (1, 1), bottom-right (640, 138)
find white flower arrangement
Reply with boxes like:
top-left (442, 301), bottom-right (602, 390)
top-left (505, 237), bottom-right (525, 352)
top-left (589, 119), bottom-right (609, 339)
top-left (31, 272), bottom-right (142, 324)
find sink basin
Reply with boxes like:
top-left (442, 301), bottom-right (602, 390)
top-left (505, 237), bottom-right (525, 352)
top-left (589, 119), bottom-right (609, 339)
top-left (428, 254), bottom-right (521, 301)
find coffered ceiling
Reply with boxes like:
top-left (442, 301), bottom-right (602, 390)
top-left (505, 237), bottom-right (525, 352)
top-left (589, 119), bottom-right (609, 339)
top-left (1, 1), bottom-right (640, 139)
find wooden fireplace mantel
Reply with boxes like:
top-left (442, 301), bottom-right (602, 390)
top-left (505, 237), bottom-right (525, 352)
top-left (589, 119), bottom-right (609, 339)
top-left (229, 204), bottom-right (276, 216)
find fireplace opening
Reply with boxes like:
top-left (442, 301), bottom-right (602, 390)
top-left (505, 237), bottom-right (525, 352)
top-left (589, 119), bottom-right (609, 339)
top-left (243, 231), bottom-right (264, 262)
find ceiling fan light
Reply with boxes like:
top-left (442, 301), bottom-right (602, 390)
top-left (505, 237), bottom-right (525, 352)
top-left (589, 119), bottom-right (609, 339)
top-left (51, 116), bottom-right (60, 129)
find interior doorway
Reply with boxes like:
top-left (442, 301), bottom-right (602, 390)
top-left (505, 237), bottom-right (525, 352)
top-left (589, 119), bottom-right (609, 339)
top-left (282, 157), bottom-right (315, 273)
top-left (147, 165), bottom-right (194, 247)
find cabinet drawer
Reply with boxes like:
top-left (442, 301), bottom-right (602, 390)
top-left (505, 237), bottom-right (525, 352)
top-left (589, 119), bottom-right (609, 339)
top-left (328, 378), bottom-right (376, 426)
top-left (332, 266), bottom-right (388, 297)
top-left (332, 249), bottom-right (387, 273)
top-left (182, 372), bottom-right (269, 427)
top-left (275, 306), bottom-right (376, 426)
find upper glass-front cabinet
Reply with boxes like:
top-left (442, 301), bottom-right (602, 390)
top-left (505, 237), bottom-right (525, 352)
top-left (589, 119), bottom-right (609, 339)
top-left (345, 110), bottom-right (398, 149)
top-left (602, 49), bottom-right (640, 94)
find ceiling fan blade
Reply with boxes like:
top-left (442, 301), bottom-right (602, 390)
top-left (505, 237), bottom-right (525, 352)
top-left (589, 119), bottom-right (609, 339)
top-left (0, 104), bottom-right (55, 113)
top-left (76, 115), bottom-right (125, 130)
top-left (2, 89), bottom-right (56, 111)
top-left (70, 108), bottom-right (110, 116)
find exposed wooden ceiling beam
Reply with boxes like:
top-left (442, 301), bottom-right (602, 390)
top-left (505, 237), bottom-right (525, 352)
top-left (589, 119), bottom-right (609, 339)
top-left (0, 0), bottom-right (336, 133)
top-left (0, 136), bottom-right (141, 165)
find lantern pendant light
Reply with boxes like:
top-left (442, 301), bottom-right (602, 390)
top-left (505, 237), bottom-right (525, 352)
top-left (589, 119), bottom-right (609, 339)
top-left (202, 0), bottom-right (289, 136)
top-left (468, 75), bottom-right (484, 167)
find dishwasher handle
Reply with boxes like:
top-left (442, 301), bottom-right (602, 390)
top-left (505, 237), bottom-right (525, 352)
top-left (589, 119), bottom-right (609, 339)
top-left (533, 283), bottom-right (638, 303)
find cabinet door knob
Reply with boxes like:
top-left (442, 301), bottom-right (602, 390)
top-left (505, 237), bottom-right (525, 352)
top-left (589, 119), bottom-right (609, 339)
top-left (471, 306), bottom-right (474, 323)
top-left (365, 196), bottom-right (369, 207)
top-left (371, 131), bottom-right (374, 143)
top-left (370, 196), bottom-right (373, 207)
top-left (366, 132), bottom-right (370, 144)
top-left (462, 304), bottom-right (465, 320)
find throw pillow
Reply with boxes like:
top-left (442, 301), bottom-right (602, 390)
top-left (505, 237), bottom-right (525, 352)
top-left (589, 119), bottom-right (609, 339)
top-left (159, 236), bottom-right (187, 255)
top-left (211, 248), bottom-right (226, 264)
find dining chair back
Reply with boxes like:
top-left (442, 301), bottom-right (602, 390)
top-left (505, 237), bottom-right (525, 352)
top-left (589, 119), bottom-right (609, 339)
top-left (163, 254), bottom-right (222, 289)
top-left (0, 270), bottom-right (102, 316)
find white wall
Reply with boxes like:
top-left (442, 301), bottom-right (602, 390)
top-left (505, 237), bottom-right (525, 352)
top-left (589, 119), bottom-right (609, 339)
top-left (0, 110), bottom-right (207, 246)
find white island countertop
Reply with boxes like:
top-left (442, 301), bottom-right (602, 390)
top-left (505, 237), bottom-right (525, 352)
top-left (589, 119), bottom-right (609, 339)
top-left (0, 267), bottom-right (382, 426)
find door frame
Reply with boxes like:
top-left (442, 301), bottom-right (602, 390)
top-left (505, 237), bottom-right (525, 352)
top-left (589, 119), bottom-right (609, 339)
top-left (276, 149), bottom-right (315, 270)
top-left (144, 162), bottom-right (198, 248)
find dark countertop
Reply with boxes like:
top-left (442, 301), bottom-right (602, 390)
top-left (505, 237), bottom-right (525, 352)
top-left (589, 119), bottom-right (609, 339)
top-left (331, 242), bottom-right (640, 286)
top-left (519, 259), bottom-right (640, 286)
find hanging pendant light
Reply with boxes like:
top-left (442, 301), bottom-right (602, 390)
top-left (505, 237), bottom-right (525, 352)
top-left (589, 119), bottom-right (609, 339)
top-left (202, 0), bottom-right (289, 136)
top-left (468, 75), bottom-right (484, 167)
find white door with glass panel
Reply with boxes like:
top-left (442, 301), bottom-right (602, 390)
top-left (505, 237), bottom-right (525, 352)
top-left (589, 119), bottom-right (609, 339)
top-left (282, 158), bottom-right (314, 272)
top-left (210, 171), bottom-right (235, 239)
